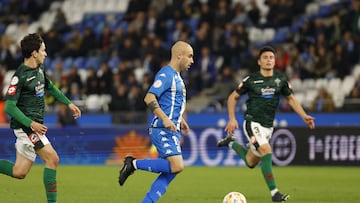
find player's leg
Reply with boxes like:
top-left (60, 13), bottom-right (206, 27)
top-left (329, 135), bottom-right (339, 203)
top-left (248, 122), bottom-right (289, 202)
top-left (0, 151), bottom-right (33, 178)
top-left (141, 155), bottom-right (182, 202)
top-left (36, 141), bottom-right (59, 203)
top-left (217, 121), bottom-right (261, 168)
top-left (119, 128), bottom-right (181, 186)
top-left (0, 129), bottom-right (36, 179)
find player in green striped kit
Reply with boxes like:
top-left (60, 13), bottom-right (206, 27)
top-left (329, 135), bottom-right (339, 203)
top-left (0, 33), bottom-right (81, 203)
top-left (218, 46), bottom-right (315, 202)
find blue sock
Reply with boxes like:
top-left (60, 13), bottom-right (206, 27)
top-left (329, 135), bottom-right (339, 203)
top-left (142, 173), bottom-right (177, 203)
top-left (135, 159), bottom-right (171, 173)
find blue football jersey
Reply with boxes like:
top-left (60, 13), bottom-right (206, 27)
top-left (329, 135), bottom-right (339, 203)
top-left (148, 65), bottom-right (186, 130)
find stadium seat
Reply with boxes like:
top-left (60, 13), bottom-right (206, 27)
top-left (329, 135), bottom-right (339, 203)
top-left (352, 64), bottom-right (360, 77)
top-left (314, 78), bottom-right (328, 90)
top-left (302, 78), bottom-right (316, 90)
top-left (304, 89), bottom-right (318, 109)
top-left (290, 78), bottom-right (303, 93)
top-left (326, 77), bottom-right (341, 94)
top-left (294, 92), bottom-right (305, 105)
top-left (341, 75), bottom-right (356, 96)
top-left (85, 94), bottom-right (102, 112)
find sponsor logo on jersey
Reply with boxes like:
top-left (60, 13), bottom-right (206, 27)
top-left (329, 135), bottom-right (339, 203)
top-left (261, 87), bottom-right (275, 98)
top-left (35, 82), bottom-right (45, 97)
top-left (237, 82), bottom-right (243, 89)
top-left (163, 143), bottom-right (170, 148)
top-left (10, 76), bottom-right (19, 85)
top-left (26, 76), bottom-right (36, 82)
top-left (254, 80), bottom-right (264, 84)
top-left (153, 79), bottom-right (162, 88)
top-left (7, 85), bottom-right (17, 95)
top-left (288, 82), bottom-right (292, 89)
top-left (165, 149), bottom-right (173, 154)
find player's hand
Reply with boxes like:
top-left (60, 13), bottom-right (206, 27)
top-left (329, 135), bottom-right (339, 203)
top-left (181, 120), bottom-right (190, 135)
top-left (68, 103), bottom-right (81, 119)
top-left (163, 117), bottom-right (177, 132)
top-left (303, 115), bottom-right (315, 129)
top-left (225, 119), bottom-right (239, 135)
top-left (30, 121), bottom-right (48, 135)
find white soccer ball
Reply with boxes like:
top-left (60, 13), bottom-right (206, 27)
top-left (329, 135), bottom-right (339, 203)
top-left (222, 192), bottom-right (247, 203)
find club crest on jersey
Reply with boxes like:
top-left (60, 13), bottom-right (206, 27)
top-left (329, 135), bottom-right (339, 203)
top-left (274, 78), bottom-right (281, 87)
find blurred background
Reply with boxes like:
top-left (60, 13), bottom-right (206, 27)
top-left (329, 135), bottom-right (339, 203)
top-left (0, 0), bottom-right (359, 166)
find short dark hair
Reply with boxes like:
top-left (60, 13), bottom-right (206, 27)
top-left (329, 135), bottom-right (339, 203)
top-left (258, 45), bottom-right (276, 59)
top-left (20, 33), bottom-right (44, 58)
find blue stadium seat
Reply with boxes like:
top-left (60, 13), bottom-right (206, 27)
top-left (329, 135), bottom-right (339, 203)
top-left (73, 57), bottom-right (86, 69)
top-left (63, 57), bottom-right (74, 70)
top-left (84, 56), bottom-right (101, 69)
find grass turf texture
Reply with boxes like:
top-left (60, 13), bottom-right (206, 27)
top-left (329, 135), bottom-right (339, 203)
top-left (0, 165), bottom-right (358, 203)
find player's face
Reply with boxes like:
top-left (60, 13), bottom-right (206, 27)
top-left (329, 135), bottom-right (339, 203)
top-left (180, 46), bottom-right (194, 71)
top-left (35, 42), bottom-right (47, 65)
top-left (258, 51), bottom-right (275, 70)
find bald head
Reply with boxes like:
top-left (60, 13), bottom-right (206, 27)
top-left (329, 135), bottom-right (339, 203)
top-left (169, 41), bottom-right (194, 72)
top-left (171, 41), bottom-right (191, 56)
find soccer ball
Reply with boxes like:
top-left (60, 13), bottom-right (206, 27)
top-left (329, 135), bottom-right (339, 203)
top-left (222, 192), bottom-right (247, 203)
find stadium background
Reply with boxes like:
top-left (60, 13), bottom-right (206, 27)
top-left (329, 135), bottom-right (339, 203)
top-left (0, 0), bottom-right (359, 166)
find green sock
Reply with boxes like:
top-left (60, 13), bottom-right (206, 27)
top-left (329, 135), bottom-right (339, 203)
top-left (44, 168), bottom-right (57, 203)
top-left (261, 154), bottom-right (277, 191)
top-left (0, 160), bottom-right (14, 177)
top-left (231, 142), bottom-right (252, 168)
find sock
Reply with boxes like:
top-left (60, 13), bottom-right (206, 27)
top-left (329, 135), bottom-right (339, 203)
top-left (261, 154), bottom-right (277, 191)
top-left (231, 142), bottom-right (251, 168)
top-left (271, 188), bottom-right (279, 196)
top-left (142, 173), bottom-right (177, 203)
top-left (44, 168), bottom-right (57, 203)
top-left (0, 160), bottom-right (14, 177)
top-left (135, 159), bottom-right (171, 173)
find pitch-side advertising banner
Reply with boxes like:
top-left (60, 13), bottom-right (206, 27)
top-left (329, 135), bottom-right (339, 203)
top-left (0, 127), bottom-right (358, 166)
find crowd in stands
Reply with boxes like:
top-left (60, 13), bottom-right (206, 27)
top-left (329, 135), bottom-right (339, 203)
top-left (0, 0), bottom-right (360, 121)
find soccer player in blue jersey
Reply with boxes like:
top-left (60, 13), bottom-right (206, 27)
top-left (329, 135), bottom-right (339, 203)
top-left (118, 41), bottom-right (194, 202)
top-left (217, 46), bottom-right (315, 202)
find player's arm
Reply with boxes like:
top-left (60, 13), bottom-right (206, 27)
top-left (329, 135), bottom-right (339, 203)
top-left (180, 116), bottom-right (190, 135)
top-left (5, 100), bottom-right (32, 127)
top-left (286, 94), bottom-right (315, 129)
top-left (46, 80), bottom-right (81, 119)
top-left (144, 92), bottom-right (176, 132)
top-left (225, 90), bottom-right (240, 134)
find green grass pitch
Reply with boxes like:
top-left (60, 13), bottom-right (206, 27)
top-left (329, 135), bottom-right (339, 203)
top-left (0, 165), bottom-right (359, 202)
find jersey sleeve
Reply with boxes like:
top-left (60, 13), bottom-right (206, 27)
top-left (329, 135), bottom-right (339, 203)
top-left (148, 70), bottom-right (171, 97)
top-left (235, 75), bottom-right (250, 95)
top-left (281, 76), bottom-right (293, 96)
top-left (5, 73), bottom-right (24, 101)
top-left (46, 80), bottom-right (71, 105)
top-left (4, 74), bottom-right (32, 127)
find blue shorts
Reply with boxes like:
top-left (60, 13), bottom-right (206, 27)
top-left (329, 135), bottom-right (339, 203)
top-left (149, 128), bottom-right (182, 158)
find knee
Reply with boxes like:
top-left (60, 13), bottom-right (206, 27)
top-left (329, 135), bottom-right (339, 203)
top-left (171, 164), bottom-right (184, 174)
top-left (45, 155), bottom-right (59, 169)
top-left (246, 159), bottom-right (259, 169)
top-left (12, 170), bottom-right (27, 179)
